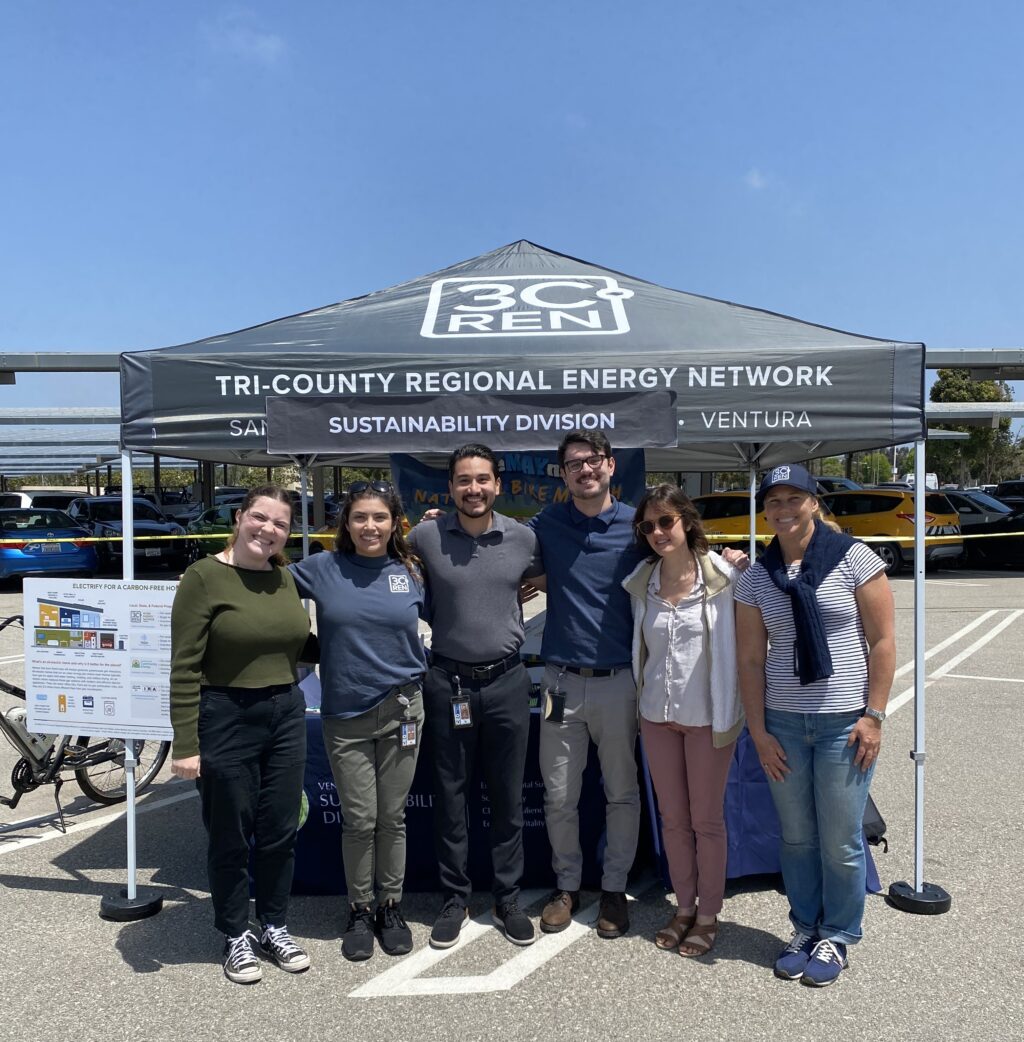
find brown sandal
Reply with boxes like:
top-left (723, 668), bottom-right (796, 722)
top-left (655, 911), bottom-right (697, 950)
top-left (679, 918), bottom-right (718, 957)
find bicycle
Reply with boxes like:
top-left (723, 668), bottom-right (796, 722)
top-left (0, 615), bottom-right (170, 831)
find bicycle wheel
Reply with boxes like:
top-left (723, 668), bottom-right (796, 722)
top-left (73, 737), bottom-right (170, 805)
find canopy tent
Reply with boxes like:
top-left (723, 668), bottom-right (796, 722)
top-left (115, 240), bottom-right (942, 914)
top-left (120, 240), bottom-right (925, 467)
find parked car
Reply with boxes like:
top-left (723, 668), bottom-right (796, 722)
top-left (811, 476), bottom-right (863, 493)
top-left (820, 490), bottom-right (962, 575)
top-left (692, 492), bottom-right (837, 557)
top-left (956, 510), bottom-right (1024, 569)
top-left (67, 497), bottom-right (192, 573)
top-left (993, 480), bottom-right (1024, 512)
top-left (941, 490), bottom-right (1016, 528)
top-left (0, 508), bottom-right (99, 581)
top-left (0, 489), bottom-right (83, 510)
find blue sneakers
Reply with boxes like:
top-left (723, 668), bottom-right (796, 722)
top-left (800, 939), bottom-right (848, 987)
top-left (773, 931), bottom-right (817, 980)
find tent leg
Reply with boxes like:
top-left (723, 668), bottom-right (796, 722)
top-left (888, 437), bottom-right (951, 915)
top-left (748, 463), bottom-right (757, 562)
top-left (299, 464), bottom-right (310, 558)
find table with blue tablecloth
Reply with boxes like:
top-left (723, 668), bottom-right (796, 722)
top-left (291, 711), bottom-right (877, 895)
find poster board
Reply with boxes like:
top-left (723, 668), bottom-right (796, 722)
top-left (23, 578), bottom-right (176, 742)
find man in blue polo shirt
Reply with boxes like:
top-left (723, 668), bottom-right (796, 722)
top-left (527, 430), bottom-right (647, 939)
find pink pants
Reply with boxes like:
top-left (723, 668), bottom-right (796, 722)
top-left (640, 718), bottom-right (736, 916)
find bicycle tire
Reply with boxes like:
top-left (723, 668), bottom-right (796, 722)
top-left (73, 737), bottom-right (170, 805)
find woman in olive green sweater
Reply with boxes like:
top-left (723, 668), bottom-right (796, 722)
top-left (170, 485), bottom-right (312, 985)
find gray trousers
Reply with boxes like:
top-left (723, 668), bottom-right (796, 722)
top-left (538, 666), bottom-right (641, 893)
top-left (322, 686), bottom-right (424, 907)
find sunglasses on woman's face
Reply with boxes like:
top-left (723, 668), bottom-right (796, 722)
top-left (348, 480), bottom-right (393, 495)
top-left (635, 514), bottom-right (681, 536)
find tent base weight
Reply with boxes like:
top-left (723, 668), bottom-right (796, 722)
top-left (886, 880), bottom-right (951, 915)
top-left (100, 887), bottom-right (164, 922)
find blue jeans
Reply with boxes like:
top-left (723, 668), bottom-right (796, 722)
top-left (765, 709), bottom-right (874, 945)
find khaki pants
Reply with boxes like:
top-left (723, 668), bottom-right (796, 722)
top-left (322, 686), bottom-right (424, 906)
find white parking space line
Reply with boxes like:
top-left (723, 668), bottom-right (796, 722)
top-left (888, 609), bottom-right (1024, 715)
top-left (0, 653), bottom-right (25, 665)
top-left (350, 883), bottom-right (654, 998)
top-left (891, 609), bottom-right (998, 681)
top-left (942, 673), bottom-right (1024, 684)
top-left (0, 786), bottom-right (197, 855)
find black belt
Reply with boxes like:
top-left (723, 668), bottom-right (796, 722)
top-left (430, 650), bottom-right (522, 684)
top-left (554, 664), bottom-right (626, 678)
top-left (386, 678), bottom-right (423, 700)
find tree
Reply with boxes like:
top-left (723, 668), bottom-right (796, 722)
top-left (852, 452), bottom-right (893, 486)
top-left (928, 369), bottom-right (1020, 484)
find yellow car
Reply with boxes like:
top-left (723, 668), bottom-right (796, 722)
top-left (820, 490), bottom-right (962, 575)
top-left (692, 492), bottom-right (826, 556)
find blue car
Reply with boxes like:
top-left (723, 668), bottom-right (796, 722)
top-left (0, 508), bottom-right (99, 581)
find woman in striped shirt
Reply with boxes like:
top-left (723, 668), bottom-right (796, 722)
top-left (736, 464), bottom-right (895, 988)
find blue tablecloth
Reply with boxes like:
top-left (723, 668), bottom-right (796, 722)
top-left (293, 714), bottom-right (878, 895)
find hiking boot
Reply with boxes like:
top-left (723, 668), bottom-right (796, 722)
top-left (342, 904), bottom-right (375, 962)
top-left (540, 889), bottom-right (580, 934)
top-left (596, 890), bottom-right (629, 939)
top-left (375, 899), bottom-right (413, 956)
top-left (492, 899), bottom-right (536, 946)
top-left (773, 930), bottom-right (817, 980)
top-left (429, 897), bottom-right (468, 949)
top-left (800, 939), bottom-right (848, 987)
top-left (258, 924), bottom-right (310, 973)
top-left (223, 931), bottom-right (262, 984)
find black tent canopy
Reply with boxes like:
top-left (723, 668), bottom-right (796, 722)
top-left (120, 240), bottom-right (925, 467)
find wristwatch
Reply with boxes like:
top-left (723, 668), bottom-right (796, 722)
top-left (864, 707), bottom-right (886, 723)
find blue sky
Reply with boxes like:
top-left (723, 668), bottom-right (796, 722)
top-left (2, 2), bottom-right (1021, 422)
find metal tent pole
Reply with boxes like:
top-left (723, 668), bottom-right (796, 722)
top-left (100, 449), bottom-right (162, 921)
top-left (888, 437), bottom-right (951, 914)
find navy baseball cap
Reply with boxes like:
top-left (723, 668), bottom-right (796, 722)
top-left (756, 463), bottom-right (820, 509)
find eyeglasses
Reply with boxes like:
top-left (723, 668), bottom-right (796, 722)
top-left (634, 515), bottom-right (681, 536)
top-left (348, 480), bottom-right (394, 496)
top-left (562, 454), bottom-right (608, 475)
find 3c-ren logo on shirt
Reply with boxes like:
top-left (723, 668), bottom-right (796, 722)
top-left (389, 575), bottom-right (411, 594)
top-left (420, 276), bottom-right (634, 338)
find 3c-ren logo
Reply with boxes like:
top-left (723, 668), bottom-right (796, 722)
top-left (420, 276), bottom-right (634, 338)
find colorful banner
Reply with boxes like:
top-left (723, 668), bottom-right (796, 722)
top-left (391, 448), bottom-right (646, 523)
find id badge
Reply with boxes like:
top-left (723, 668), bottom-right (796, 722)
top-left (400, 721), bottom-right (418, 748)
top-left (451, 696), bottom-right (473, 728)
top-left (544, 689), bottom-right (566, 723)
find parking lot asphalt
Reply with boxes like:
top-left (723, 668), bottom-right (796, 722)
top-left (0, 568), bottom-right (1022, 1042)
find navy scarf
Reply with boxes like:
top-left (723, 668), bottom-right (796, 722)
top-left (761, 520), bottom-right (856, 686)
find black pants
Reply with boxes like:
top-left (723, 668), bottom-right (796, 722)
top-left (423, 662), bottom-right (530, 905)
top-left (197, 684), bottom-right (306, 937)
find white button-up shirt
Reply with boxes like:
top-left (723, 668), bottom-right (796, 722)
top-left (639, 560), bottom-right (712, 726)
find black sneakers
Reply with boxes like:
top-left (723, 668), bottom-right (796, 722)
top-left (492, 899), bottom-right (536, 946)
top-left (430, 897), bottom-right (469, 949)
top-left (223, 931), bottom-right (262, 984)
top-left (375, 899), bottom-right (413, 956)
top-left (342, 904), bottom-right (375, 961)
top-left (258, 924), bottom-right (310, 973)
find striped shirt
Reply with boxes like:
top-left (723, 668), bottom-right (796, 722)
top-left (735, 541), bottom-right (884, 713)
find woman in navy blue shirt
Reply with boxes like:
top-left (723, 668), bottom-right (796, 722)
top-left (291, 481), bottom-right (426, 962)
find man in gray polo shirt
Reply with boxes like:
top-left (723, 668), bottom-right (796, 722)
top-left (407, 443), bottom-right (543, 949)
